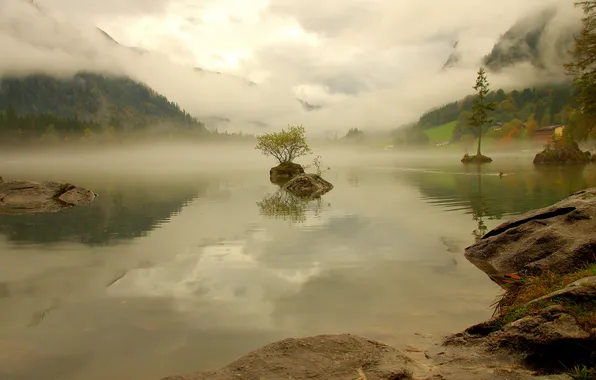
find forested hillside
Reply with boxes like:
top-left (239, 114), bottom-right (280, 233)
top-left (0, 0), bottom-right (208, 145)
top-left (414, 83), bottom-right (594, 143)
top-left (0, 73), bottom-right (207, 144)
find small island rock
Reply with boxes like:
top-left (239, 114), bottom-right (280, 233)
top-left (270, 162), bottom-right (305, 184)
top-left (533, 141), bottom-right (592, 165)
top-left (0, 179), bottom-right (96, 215)
top-left (461, 154), bottom-right (493, 164)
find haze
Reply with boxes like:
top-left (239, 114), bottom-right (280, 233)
top-left (0, 0), bottom-right (581, 136)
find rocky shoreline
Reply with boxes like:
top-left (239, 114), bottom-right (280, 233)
top-left (163, 188), bottom-right (596, 380)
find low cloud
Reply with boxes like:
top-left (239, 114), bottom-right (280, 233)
top-left (0, 0), bottom-right (583, 136)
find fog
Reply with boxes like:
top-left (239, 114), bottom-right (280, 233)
top-left (0, 140), bottom-right (538, 183)
top-left (0, 0), bottom-right (582, 136)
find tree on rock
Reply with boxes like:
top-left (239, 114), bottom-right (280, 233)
top-left (255, 125), bottom-right (312, 164)
top-left (462, 68), bottom-right (496, 164)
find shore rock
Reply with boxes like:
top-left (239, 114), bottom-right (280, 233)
top-left (162, 334), bottom-right (414, 380)
top-left (282, 173), bottom-right (334, 197)
top-left (464, 187), bottom-right (596, 276)
top-left (270, 162), bottom-right (304, 184)
top-left (529, 276), bottom-right (596, 306)
top-left (0, 180), bottom-right (96, 215)
top-left (487, 305), bottom-right (591, 350)
top-left (447, 305), bottom-right (596, 371)
top-left (533, 141), bottom-right (592, 165)
top-left (453, 190), bottom-right (596, 372)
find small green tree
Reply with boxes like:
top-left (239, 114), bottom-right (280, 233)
top-left (308, 155), bottom-right (330, 176)
top-left (469, 68), bottom-right (496, 156)
top-left (255, 125), bottom-right (311, 163)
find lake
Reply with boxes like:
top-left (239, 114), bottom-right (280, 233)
top-left (1, 145), bottom-right (595, 380)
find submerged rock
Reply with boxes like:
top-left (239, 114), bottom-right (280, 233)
top-left (269, 162), bottom-right (304, 184)
top-left (533, 141), bottom-right (592, 165)
top-left (464, 187), bottom-right (596, 276)
top-left (282, 173), bottom-right (334, 197)
top-left (0, 179), bottom-right (96, 215)
top-left (162, 334), bottom-right (414, 380)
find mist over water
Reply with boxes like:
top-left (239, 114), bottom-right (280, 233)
top-left (0, 145), bottom-right (595, 380)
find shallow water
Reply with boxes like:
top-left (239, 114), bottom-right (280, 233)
top-left (0, 147), bottom-right (595, 380)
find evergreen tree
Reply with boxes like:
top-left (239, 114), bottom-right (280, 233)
top-left (468, 68), bottom-right (496, 156)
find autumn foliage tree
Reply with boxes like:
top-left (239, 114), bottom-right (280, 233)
top-left (525, 116), bottom-right (539, 137)
top-left (255, 125), bottom-right (312, 164)
top-left (565, 0), bottom-right (596, 140)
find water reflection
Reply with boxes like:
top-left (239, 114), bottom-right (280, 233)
top-left (1, 155), bottom-right (594, 380)
top-left (404, 163), bottom-right (596, 219)
top-left (467, 165), bottom-right (497, 243)
top-left (0, 179), bottom-right (211, 245)
top-left (256, 189), bottom-right (330, 223)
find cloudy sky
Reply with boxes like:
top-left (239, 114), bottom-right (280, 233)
top-left (0, 0), bottom-right (579, 134)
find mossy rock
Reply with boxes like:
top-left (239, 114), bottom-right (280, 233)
top-left (461, 154), bottom-right (493, 164)
top-left (533, 141), bottom-right (592, 165)
top-left (270, 162), bottom-right (305, 185)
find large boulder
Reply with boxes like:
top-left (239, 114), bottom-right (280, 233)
top-left (269, 162), bottom-right (305, 184)
top-left (464, 187), bottom-right (596, 276)
top-left (282, 173), bottom-right (333, 198)
top-left (533, 141), bottom-right (592, 165)
top-left (161, 334), bottom-right (415, 380)
top-left (0, 180), bottom-right (96, 215)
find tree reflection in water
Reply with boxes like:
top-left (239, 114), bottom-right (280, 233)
top-left (469, 165), bottom-right (496, 243)
top-left (256, 189), bottom-right (329, 223)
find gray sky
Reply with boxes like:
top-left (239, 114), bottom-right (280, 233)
top-left (0, 0), bottom-right (580, 134)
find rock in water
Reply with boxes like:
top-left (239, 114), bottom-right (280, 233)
top-left (0, 180), bottom-right (96, 215)
top-left (464, 187), bottom-right (596, 276)
top-left (283, 173), bottom-right (333, 197)
top-left (161, 334), bottom-right (414, 380)
top-left (461, 154), bottom-right (493, 164)
top-left (533, 141), bottom-right (592, 165)
top-left (270, 162), bottom-right (305, 184)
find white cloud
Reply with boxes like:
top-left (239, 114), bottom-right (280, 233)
top-left (0, 0), bottom-right (583, 136)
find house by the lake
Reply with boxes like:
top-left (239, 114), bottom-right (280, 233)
top-left (533, 124), bottom-right (565, 144)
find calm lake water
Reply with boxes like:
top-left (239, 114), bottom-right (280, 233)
top-left (0, 146), bottom-right (595, 380)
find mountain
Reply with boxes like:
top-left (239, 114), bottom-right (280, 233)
top-left (0, 73), bottom-right (204, 132)
top-left (441, 6), bottom-right (579, 75)
top-left (192, 67), bottom-right (257, 87)
top-left (0, 1), bottom-right (206, 136)
top-left (483, 7), bottom-right (578, 73)
top-left (297, 99), bottom-right (323, 111)
top-left (442, 41), bottom-right (461, 70)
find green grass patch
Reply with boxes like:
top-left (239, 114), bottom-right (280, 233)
top-left (568, 365), bottom-right (596, 380)
top-left (494, 263), bottom-right (596, 329)
top-left (424, 121), bottom-right (457, 144)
